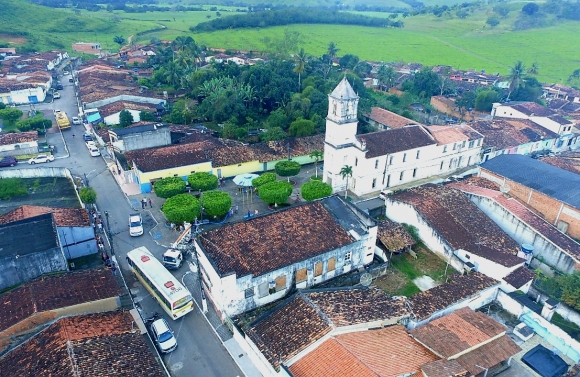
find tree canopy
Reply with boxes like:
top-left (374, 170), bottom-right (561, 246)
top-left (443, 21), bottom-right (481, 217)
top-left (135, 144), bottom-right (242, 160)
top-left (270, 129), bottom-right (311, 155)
top-left (154, 177), bottom-right (186, 198)
top-left (258, 180), bottom-right (293, 205)
top-left (162, 194), bottom-right (200, 224)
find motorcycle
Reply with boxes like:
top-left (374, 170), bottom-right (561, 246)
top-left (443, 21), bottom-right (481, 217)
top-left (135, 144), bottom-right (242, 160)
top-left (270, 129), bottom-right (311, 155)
top-left (144, 312), bottom-right (161, 326)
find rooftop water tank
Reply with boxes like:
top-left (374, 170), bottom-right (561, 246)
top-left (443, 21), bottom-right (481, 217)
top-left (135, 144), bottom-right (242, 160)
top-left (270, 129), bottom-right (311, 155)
top-left (521, 244), bottom-right (534, 254)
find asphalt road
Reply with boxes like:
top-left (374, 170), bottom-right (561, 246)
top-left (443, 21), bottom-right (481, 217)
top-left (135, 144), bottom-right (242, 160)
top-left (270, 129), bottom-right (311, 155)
top-left (7, 64), bottom-right (244, 377)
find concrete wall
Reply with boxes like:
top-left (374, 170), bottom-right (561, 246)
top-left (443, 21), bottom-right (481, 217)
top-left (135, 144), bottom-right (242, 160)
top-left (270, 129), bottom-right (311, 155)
top-left (122, 127), bottom-right (171, 152)
top-left (58, 226), bottom-right (97, 259)
top-left (528, 286), bottom-right (580, 328)
top-left (0, 166), bottom-right (71, 179)
top-left (466, 194), bottom-right (578, 274)
top-left (85, 94), bottom-right (165, 109)
top-left (136, 161), bottom-right (213, 193)
top-left (0, 247), bottom-right (68, 291)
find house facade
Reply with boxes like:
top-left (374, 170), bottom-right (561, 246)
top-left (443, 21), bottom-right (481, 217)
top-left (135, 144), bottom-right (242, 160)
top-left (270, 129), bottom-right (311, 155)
top-left (323, 78), bottom-right (482, 197)
top-left (109, 123), bottom-right (171, 153)
top-left (193, 196), bottom-right (377, 318)
top-left (0, 131), bottom-right (39, 157)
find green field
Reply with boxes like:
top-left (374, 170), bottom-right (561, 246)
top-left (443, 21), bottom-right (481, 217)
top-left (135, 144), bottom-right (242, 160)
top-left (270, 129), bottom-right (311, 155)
top-left (1, 0), bottom-right (578, 83)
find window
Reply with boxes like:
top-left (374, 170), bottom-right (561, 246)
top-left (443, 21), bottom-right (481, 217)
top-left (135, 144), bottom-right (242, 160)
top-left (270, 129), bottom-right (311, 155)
top-left (296, 268), bottom-right (307, 283)
top-left (258, 282), bottom-right (269, 298)
top-left (389, 156), bottom-right (394, 165)
top-left (244, 287), bottom-right (254, 298)
top-left (372, 178), bottom-right (377, 188)
top-left (400, 171), bottom-right (404, 181)
top-left (461, 140), bottom-right (466, 148)
top-left (328, 258), bottom-right (336, 272)
top-left (344, 252), bottom-right (352, 262)
top-left (440, 161), bottom-right (444, 170)
top-left (469, 140), bottom-right (475, 148)
top-left (477, 139), bottom-right (482, 146)
top-left (375, 160), bottom-right (379, 169)
top-left (403, 153), bottom-right (407, 162)
top-left (416, 150), bottom-right (420, 159)
top-left (453, 143), bottom-right (457, 150)
top-left (413, 168), bottom-right (417, 178)
top-left (443, 145), bottom-right (447, 153)
top-left (355, 157), bottom-right (358, 166)
top-left (275, 275), bottom-right (287, 292)
top-left (314, 262), bottom-right (323, 277)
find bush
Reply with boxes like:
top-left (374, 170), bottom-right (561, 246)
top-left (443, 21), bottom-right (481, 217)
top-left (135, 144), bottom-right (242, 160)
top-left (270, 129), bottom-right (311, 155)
top-left (258, 181), bottom-right (293, 205)
top-left (16, 115), bottom-right (52, 132)
top-left (301, 181), bottom-right (332, 201)
top-left (252, 172), bottom-right (277, 188)
top-left (187, 172), bottom-right (218, 192)
top-left (275, 160), bottom-right (301, 181)
top-left (154, 177), bottom-right (186, 198)
top-left (0, 178), bottom-right (28, 200)
top-left (201, 190), bottom-right (232, 218)
top-left (162, 194), bottom-right (200, 224)
top-left (79, 187), bottom-right (97, 205)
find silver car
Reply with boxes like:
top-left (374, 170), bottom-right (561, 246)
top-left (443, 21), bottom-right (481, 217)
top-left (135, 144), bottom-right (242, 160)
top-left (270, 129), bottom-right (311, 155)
top-left (28, 154), bottom-right (55, 164)
top-left (150, 318), bottom-right (177, 353)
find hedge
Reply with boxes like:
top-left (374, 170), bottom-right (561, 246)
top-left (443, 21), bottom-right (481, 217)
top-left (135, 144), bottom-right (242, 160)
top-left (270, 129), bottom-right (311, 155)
top-left (201, 190), bottom-right (232, 218)
top-left (301, 181), bottom-right (332, 201)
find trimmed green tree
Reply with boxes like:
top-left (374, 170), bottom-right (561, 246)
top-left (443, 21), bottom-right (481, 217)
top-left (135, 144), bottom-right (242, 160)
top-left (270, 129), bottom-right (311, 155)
top-left (301, 181), bottom-right (332, 201)
top-left (79, 187), bottom-right (97, 206)
top-left (154, 177), bottom-right (186, 198)
top-left (0, 108), bottom-right (23, 127)
top-left (119, 110), bottom-right (134, 127)
top-left (162, 194), bottom-right (200, 224)
top-left (251, 172), bottom-right (276, 189)
top-left (187, 172), bottom-right (218, 192)
top-left (258, 181), bottom-right (292, 205)
top-left (275, 160), bottom-right (301, 183)
top-left (201, 190), bottom-right (232, 218)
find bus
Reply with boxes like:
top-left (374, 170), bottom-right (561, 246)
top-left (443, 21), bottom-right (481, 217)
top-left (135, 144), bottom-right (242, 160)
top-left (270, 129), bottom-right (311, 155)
top-left (126, 246), bottom-right (194, 320)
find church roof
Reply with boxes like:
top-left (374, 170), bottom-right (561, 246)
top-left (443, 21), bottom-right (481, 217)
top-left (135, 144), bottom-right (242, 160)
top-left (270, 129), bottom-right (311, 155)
top-left (330, 77), bottom-right (358, 100)
top-left (361, 126), bottom-right (436, 158)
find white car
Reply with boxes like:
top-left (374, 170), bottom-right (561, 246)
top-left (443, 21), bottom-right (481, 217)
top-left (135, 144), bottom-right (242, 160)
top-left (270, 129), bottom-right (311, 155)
top-left (72, 117), bottom-right (81, 125)
top-left (88, 146), bottom-right (100, 157)
top-left (63, 70), bottom-right (70, 75)
top-left (150, 318), bottom-right (177, 354)
top-left (28, 154), bottom-right (55, 164)
top-left (129, 213), bottom-right (143, 236)
top-left (53, 92), bottom-right (61, 99)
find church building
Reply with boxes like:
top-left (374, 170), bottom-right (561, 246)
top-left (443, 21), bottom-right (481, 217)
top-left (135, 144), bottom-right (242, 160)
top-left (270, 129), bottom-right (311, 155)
top-left (323, 77), bottom-right (484, 197)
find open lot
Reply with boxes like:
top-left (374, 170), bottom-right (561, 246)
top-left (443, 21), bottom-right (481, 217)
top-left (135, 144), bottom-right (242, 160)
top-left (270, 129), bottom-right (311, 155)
top-left (0, 177), bottom-right (80, 215)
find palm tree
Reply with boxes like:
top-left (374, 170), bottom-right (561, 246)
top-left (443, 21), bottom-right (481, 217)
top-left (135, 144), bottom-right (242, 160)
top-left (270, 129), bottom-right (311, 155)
top-left (527, 62), bottom-right (539, 76)
top-left (327, 42), bottom-right (339, 62)
top-left (339, 165), bottom-right (353, 199)
top-left (293, 48), bottom-right (308, 92)
top-left (309, 150), bottom-right (323, 178)
top-left (507, 60), bottom-right (526, 100)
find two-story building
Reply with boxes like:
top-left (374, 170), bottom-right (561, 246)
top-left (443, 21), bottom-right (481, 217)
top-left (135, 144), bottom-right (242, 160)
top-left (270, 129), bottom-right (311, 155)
top-left (193, 196), bottom-right (377, 318)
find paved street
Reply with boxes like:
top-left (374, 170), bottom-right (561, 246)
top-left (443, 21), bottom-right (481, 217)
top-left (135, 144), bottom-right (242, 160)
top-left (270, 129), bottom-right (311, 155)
top-left (7, 64), bottom-right (246, 377)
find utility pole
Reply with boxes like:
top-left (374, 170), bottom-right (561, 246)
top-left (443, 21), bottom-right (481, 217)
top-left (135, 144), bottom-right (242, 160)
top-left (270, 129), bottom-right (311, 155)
top-left (104, 211), bottom-right (115, 256)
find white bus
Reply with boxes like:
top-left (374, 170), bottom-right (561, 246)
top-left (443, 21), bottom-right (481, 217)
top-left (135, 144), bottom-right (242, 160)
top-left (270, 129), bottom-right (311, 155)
top-left (126, 246), bottom-right (194, 320)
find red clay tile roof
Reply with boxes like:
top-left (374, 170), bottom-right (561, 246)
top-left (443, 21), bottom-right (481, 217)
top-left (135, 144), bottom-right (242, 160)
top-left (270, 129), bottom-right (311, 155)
top-left (288, 337), bottom-right (378, 377)
top-left (304, 287), bottom-right (409, 326)
top-left (246, 295), bottom-right (332, 368)
top-left (125, 140), bottom-right (210, 172)
top-left (408, 272), bottom-right (498, 321)
top-left (367, 107), bottom-right (419, 129)
top-left (334, 325), bottom-right (438, 377)
top-left (392, 184), bottom-right (523, 267)
top-left (98, 100), bottom-right (158, 118)
top-left (421, 359), bottom-right (468, 377)
top-left (455, 335), bottom-right (521, 375)
top-left (362, 126), bottom-right (436, 158)
top-left (0, 311), bottom-right (164, 377)
top-left (540, 154), bottom-right (580, 174)
top-left (510, 102), bottom-right (556, 117)
top-left (470, 118), bottom-right (558, 150)
top-left (426, 126), bottom-right (469, 145)
top-left (0, 205), bottom-right (89, 227)
top-left (0, 269), bottom-right (121, 332)
top-left (0, 131), bottom-right (38, 146)
top-left (198, 201), bottom-right (354, 277)
top-left (410, 307), bottom-right (507, 358)
top-left (503, 266), bottom-right (535, 289)
top-left (377, 219), bottom-right (416, 252)
top-left (548, 114), bottom-right (574, 125)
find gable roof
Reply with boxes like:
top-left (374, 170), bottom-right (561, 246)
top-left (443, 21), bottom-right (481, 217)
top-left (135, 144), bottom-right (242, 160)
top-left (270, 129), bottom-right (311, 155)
top-left (426, 125), bottom-right (478, 145)
top-left (0, 214), bottom-right (58, 258)
top-left (481, 154), bottom-right (580, 210)
top-left (330, 77), bottom-right (358, 100)
top-left (0, 131), bottom-right (38, 146)
top-left (410, 307), bottom-right (507, 358)
top-left (540, 152), bottom-right (580, 174)
top-left (0, 268), bottom-right (121, 333)
top-left (0, 205), bottom-right (89, 227)
top-left (290, 325), bottom-right (438, 377)
top-left (421, 359), bottom-right (468, 377)
top-left (391, 184), bottom-right (523, 267)
top-left (454, 335), bottom-right (521, 375)
top-left (377, 219), bottom-right (416, 252)
top-left (367, 107), bottom-right (418, 129)
top-left (125, 140), bottom-right (210, 172)
top-left (503, 266), bottom-right (536, 289)
top-left (509, 102), bottom-right (556, 117)
top-left (0, 311), bottom-right (164, 377)
top-left (198, 198), bottom-right (356, 277)
top-left (408, 272), bottom-right (498, 321)
top-left (361, 126), bottom-right (436, 158)
top-left (469, 119), bottom-right (558, 150)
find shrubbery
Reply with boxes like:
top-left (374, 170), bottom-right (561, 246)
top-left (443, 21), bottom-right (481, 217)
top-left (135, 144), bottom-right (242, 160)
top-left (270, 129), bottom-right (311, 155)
top-left (162, 194), bottom-right (200, 224)
top-left (275, 160), bottom-right (301, 181)
top-left (188, 172), bottom-right (218, 192)
top-left (251, 172), bottom-right (277, 188)
top-left (201, 190), bottom-right (232, 218)
top-left (301, 181), bottom-right (332, 201)
top-left (258, 181), bottom-right (292, 205)
top-left (154, 177), bottom-right (186, 198)
top-left (0, 178), bottom-right (28, 200)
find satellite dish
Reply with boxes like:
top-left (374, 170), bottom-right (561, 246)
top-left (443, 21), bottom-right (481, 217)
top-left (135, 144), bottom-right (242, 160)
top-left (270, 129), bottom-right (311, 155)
top-left (499, 183), bottom-right (510, 194)
top-left (360, 273), bottom-right (372, 287)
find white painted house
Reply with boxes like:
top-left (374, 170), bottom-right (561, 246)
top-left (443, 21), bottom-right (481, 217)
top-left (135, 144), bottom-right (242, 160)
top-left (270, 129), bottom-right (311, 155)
top-left (193, 196), bottom-right (377, 318)
top-left (323, 78), bottom-right (483, 197)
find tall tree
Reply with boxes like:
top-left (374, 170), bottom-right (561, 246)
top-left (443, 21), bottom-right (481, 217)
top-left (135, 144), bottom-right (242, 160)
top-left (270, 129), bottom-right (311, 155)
top-left (377, 64), bottom-right (396, 91)
top-left (507, 61), bottom-right (526, 100)
top-left (327, 42), bottom-right (339, 62)
top-left (527, 62), bottom-right (539, 76)
top-left (309, 150), bottom-right (323, 178)
top-left (339, 165), bottom-right (353, 199)
top-left (293, 48), bottom-right (308, 92)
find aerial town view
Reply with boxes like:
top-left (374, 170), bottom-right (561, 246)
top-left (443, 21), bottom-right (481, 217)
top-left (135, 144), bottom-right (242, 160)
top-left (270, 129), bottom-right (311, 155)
top-left (1, 0), bottom-right (580, 376)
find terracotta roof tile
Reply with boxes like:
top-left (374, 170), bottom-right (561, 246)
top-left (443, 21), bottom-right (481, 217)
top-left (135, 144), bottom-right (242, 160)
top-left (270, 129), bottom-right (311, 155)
top-left (469, 118), bottom-right (557, 150)
top-left (0, 269), bottom-right (121, 332)
top-left (410, 307), bottom-right (507, 358)
top-left (246, 295), bottom-right (332, 368)
top-left (510, 102), bottom-right (555, 117)
top-left (0, 205), bottom-right (89, 227)
top-left (362, 126), bottom-right (436, 158)
top-left (288, 338), bottom-right (378, 377)
top-left (367, 107), bottom-right (419, 129)
top-left (0, 311), bottom-right (164, 377)
top-left (198, 200), bottom-right (354, 277)
top-left (540, 154), bottom-right (580, 174)
top-left (125, 140), bottom-right (210, 172)
top-left (377, 219), bottom-right (416, 252)
top-left (0, 131), bottom-right (38, 146)
top-left (455, 335), bottom-right (521, 375)
top-left (98, 100), bottom-right (158, 118)
top-left (503, 266), bottom-right (535, 289)
top-left (421, 359), bottom-right (469, 377)
top-left (426, 126), bottom-right (469, 144)
top-left (392, 184), bottom-right (523, 267)
top-left (408, 273), bottom-right (498, 321)
top-left (305, 287), bottom-right (409, 326)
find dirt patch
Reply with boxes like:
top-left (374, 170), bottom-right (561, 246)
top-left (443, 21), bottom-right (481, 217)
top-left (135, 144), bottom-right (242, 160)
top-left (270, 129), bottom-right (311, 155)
top-left (0, 34), bottom-right (27, 45)
top-left (413, 275), bottom-right (436, 291)
top-left (374, 268), bottom-right (408, 294)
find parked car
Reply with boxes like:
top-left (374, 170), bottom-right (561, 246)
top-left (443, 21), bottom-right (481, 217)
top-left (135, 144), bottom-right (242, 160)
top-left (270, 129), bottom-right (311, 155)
top-left (55, 84), bottom-right (63, 90)
top-left (83, 133), bottom-right (93, 142)
top-left (150, 318), bottom-right (177, 354)
top-left (63, 70), bottom-right (69, 75)
top-left (53, 92), bottom-right (61, 99)
top-left (0, 156), bottom-right (18, 167)
top-left (28, 154), bottom-right (54, 164)
top-left (129, 213), bottom-right (143, 237)
top-left (72, 117), bottom-right (81, 125)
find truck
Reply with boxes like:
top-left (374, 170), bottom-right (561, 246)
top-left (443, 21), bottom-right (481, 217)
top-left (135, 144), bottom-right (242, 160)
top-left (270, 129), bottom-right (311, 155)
top-left (54, 110), bottom-right (70, 130)
top-left (162, 248), bottom-right (185, 269)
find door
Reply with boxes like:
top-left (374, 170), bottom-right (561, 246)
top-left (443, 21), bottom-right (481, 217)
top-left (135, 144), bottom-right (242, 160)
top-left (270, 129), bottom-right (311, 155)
top-left (217, 169), bottom-right (222, 178)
